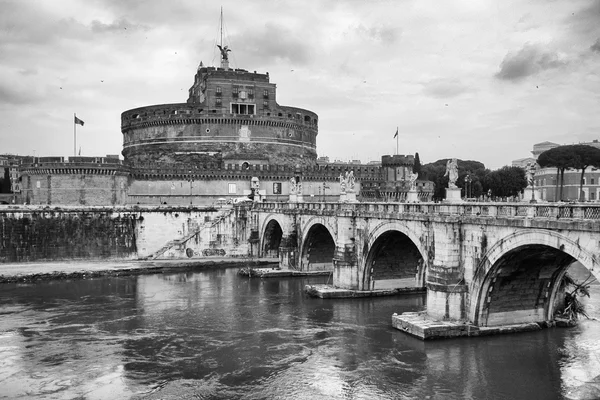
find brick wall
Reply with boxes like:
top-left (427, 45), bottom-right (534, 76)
top-left (24, 174), bottom-right (128, 206)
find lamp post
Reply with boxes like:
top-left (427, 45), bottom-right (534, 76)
top-left (322, 182), bottom-right (330, 202)
top-left (529, 163), bottom-right (537, 204)
top-left (464, 174), bottom-right (471, 199)
top-left (188, 170), bottom-right (193, 206)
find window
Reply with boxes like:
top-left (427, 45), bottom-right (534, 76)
top-left (273, 182), bottom-right (282, 194)
top-left (592, 178), bottom-right (596, 185)
top-left (591, 192), bottom-right (596, 200)
top-left (248, 89), bottom-right (254, 99)
top-left (216, 86), bottom-right (222, 96)
top-left (583, 177), bottom-right (587, 185)
top-left (231, 103), bottom-right (255, 115)
top-left (263, 89), bottom-right (269, 98)
top-left (232, 86), bottom-right (238, 98)
top-left (263, 100), bottom-right (269, 109)
top-left (228, 183), bottom-right (236, 194)
top-left (216, 98), bottom-right (222, 106)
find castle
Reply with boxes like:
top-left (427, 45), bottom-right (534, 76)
top-left (17, 46), bottom-right (432, 206)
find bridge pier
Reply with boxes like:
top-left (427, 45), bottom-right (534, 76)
top-left (332, 242), bottom-right (359, 289)
top-left (426, 282), bottom-right (468, 321)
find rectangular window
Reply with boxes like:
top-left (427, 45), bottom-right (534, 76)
top-left (273, 182), bottom-right (282, 194)
top-left (216, 86), bottom-right (222, 96)
top-left (591, 192), bottom-right (596, 200)
top-left (592, 178), bottom-right (595, 185)
top-left (248, 89), bottom-right (254, 98)
top-left (230, 103), bottom-right (255, 115)
top-left (228, 183), bottom-right (236, 194)
top-left (263, 89), bottom-right (269, 98)
top-left (583, 177), bottom-right (587, 185)
top-left (216, 98), bottom-right (222, 106)
top-left (233, 86), bottom-right (239, 94)
top-left (263, 100), bottom-right (269, 108)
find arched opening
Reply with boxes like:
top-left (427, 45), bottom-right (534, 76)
top-left (300, 224), bottom-right (335, 271)
top-left (364, 230), bottom-right (423, 290)
top-left (262, 220), bottom-right (283, 258)
top-left (476, 244), bottom-right (578, 327)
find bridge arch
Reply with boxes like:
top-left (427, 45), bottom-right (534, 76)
top-left (470, 229), bottom-right (600, 326)
top-left (259, 214), bottom-right (288, 258)
top-left (362, 221), bottom-right (428, 290)
top-left (298, 216), bottom-right (337, 271)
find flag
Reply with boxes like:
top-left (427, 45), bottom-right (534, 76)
top-left (393, 127), bottom-right (398, 138)
top-left (74, 116), bottom-right (85, 126)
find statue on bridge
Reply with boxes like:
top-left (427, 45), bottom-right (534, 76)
top-left (289, 176), bottom-right (297, 195)
top-left (346, 170), bottom-right (355, 192)
top-left (339, 170), bottom-right (355, 194)
top-left (444, 158), bottom-right (459, 189)
top-left (408, 172), bottom-right (418, 191)
top-left (526, 162), bottom-right (535, 187)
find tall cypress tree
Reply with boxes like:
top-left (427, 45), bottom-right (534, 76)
top-left (414, 152), bottom-right (422, 178)
top-left (2, 168), bottom-right (11, 193)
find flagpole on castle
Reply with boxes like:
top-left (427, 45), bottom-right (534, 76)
top-left (394, 127), bottom-right (399, 155)
top-left (73, 113), bottom-right (76, 156)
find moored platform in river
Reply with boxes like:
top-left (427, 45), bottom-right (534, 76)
top-left (392, 311), bottom-right (575, 340)
top-left (238, 268), bottom-right (332, 278)
top-left (304, 284), bottom-right (425, 298)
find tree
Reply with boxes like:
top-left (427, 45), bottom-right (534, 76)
top-left (571, 145), bottom-right (600, 201)
top-left (537, 144), bottom-right (600, 201)
top-left (413, 152), bottom-right (422, 178)
top-left (421, 159), bottom-right (487, 200)
top-left (1, 168), bottom-right (10, 194)
top-left (483, 166), bottom-right (527, 198)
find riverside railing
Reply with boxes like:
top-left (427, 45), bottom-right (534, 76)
top-left (253, 201), bottom-right (600, 220)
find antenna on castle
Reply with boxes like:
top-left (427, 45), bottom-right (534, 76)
top-left (220, 7), bottom-right (223, 49)
top-left (216, 7), bottom-right (231, 70)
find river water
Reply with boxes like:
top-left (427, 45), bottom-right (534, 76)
top-left (0, 267), bottom-right (599, 400)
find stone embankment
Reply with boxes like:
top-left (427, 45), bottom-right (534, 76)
top-left (0, 258), bottom-right (277, 284)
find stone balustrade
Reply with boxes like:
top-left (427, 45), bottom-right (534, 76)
top-left (254, 201), bottom-right (600, 220)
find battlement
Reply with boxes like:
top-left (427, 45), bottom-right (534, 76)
top-left (130, 161), bottom-right (380, 181)
top-left (121, 103), bottom-right (318, 132)
top-left (381, 155), bottom-right (415, 166)
top-left (197, 66), bottom-right (270, 83)
top-left (20, 157), bottom-right (129, 176)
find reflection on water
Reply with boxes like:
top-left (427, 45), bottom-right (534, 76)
top-left (0, 268), bottom-right (598, 399)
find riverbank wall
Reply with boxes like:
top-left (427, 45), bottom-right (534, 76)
top-left (0, 205), bottom-right (252, 263)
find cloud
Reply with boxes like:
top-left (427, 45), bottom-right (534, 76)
top-left (0, 80), bottom-right (44, 105)
top-left (18, 68), bottom-right (38, 76)
top-left (90, 18), bottom-right (149, 34)
top-left (354, 24), bottom-right (400, 45)
top-left (591, 38), bottom-right (600, 52)
top-left (568, 0), bottom-right (600, 36)
top-left (495, 44), bottom-right (567, 81)
top-left (232, 23), bottom-right (312, 65)
top-left (422, 78), bottom-right (469, 99)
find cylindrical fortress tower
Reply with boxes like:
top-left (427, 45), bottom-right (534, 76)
top-left (122, 63), bottom-right (318, 168)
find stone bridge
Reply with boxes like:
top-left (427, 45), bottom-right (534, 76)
top-left (251, 201), bottom-right (600, 327)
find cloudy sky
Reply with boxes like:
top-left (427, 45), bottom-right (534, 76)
top-left (1, 0), bottom-right (599, 169)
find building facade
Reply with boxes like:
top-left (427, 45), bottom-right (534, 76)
top-left (519, 140), bottom-right (600, 202)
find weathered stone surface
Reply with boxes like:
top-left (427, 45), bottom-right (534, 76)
top-left (305, 284), bottom-right (425, 299)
